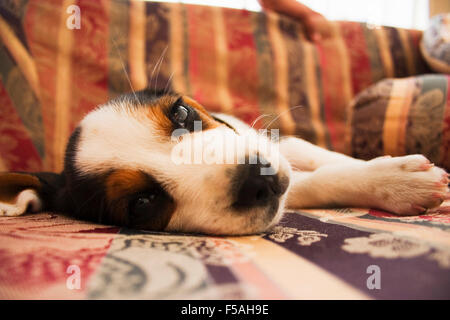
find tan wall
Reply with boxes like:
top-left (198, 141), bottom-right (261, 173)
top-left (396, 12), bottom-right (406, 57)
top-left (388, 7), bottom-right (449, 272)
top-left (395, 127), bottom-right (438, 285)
top-left (429, 0), bottom-right (450, 17)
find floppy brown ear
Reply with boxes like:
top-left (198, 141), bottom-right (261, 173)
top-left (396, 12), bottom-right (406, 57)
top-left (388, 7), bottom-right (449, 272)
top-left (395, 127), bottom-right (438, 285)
top-left (0, 172), bottom-right (65, 217)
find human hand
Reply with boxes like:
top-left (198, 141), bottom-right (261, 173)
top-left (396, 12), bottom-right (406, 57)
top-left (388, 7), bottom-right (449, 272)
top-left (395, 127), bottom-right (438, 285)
top-left (259, 0), bottom-right (333, 42)
top-left (302, 10), bottom-right (333, 42)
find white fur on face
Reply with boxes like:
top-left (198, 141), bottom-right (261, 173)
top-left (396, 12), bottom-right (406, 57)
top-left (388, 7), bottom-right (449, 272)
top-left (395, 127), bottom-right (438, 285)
top-left (74, 103), bottom-right (291, 235)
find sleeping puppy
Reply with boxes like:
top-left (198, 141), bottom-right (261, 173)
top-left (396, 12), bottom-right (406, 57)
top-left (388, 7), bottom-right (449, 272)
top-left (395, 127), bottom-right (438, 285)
top-left (0, 89), bottom-right (448, 235)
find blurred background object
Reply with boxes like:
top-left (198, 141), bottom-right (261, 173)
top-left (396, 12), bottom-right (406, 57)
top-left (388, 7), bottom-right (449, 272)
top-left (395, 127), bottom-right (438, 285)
top-left (430, 0), bottom-right (450, 17)
top-left (152, 0), bottom-right (431, 30)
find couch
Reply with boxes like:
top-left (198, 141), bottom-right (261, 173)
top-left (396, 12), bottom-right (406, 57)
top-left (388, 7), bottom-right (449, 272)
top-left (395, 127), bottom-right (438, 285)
top-left (0, 0), bottom-right (449, 299)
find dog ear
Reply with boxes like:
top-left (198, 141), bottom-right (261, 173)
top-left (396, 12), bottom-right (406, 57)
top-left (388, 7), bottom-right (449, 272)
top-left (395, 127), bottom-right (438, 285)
top-left (0, 172), bottom-right (65, 216)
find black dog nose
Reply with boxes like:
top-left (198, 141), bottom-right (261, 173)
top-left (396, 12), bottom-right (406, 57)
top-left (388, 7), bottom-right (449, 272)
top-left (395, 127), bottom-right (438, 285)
top-left (232, 162), bottom-right (285, 209)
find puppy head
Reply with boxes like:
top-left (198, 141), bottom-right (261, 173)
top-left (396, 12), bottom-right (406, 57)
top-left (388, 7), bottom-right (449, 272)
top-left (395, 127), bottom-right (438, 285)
top-left (0, 90), bottom-right (291, 235)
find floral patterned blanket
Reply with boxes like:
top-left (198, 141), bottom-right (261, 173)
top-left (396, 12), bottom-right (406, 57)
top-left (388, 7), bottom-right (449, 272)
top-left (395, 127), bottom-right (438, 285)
top-left (1, 205), bottom-right (449, 299)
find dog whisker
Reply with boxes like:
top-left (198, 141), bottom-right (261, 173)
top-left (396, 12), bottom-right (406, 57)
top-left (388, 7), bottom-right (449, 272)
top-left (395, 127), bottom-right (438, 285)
top-left (263, 105), bottom-right (305, 131)
top-left (164, 71), bottom-right (175, 95)
top-left (251, 114), bottom-right (273, 129)
top-left (154, 45), bottom-right (168, 92)
top-left (149, 45), bottom-right (168, 92)
top-left (110, 35), bottom-right (141, 107)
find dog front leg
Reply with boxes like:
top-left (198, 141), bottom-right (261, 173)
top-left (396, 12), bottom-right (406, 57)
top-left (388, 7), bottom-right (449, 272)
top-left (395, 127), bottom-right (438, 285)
top-left (279, 137), bottom-right (364, 171)
top-left (286, 155), bottom-right (449, 215)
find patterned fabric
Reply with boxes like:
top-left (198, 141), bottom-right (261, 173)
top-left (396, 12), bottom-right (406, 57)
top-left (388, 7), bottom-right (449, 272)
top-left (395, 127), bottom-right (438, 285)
top-left (421, 13), bottom-right (450, 74)
top-left (1, 207), bottom-right (449, 299)
top-left (349, 74), bottom-right (450, 170)
top-left (0, 0), bottom-right (429, 173)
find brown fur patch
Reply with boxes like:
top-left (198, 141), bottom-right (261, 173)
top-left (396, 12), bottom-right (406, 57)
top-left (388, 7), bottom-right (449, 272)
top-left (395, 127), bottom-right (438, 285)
top-left (0, 173), bottom-right (41, 203)
top-left (133, 95), bottom-right (223, 137)
top-left (182, 95), bottom-right (222, 130)
top-left (104, 169), bottom-right (176, 230)
top-left (129, 95), bottom-right (176, 137)
top-left (149, 95), bottom-right (179, 136)
top-left (105, 170), bottom-right (149, 201)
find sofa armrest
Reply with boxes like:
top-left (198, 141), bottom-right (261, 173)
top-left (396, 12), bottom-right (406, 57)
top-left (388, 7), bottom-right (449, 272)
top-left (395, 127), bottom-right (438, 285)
top-left (348, 74), bottom-right (450, 170)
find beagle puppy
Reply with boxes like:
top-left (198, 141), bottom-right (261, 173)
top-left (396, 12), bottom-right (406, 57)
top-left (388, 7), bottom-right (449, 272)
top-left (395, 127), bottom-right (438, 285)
top-left (0, 89), bottom-right (448, 235)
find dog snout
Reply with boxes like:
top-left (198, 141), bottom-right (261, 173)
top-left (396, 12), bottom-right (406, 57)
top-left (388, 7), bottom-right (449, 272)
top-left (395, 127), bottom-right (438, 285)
top-left (232, 160), bottom-right (288, 209)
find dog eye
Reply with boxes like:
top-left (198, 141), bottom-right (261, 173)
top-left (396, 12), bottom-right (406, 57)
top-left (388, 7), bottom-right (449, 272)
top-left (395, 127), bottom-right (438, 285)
top-left (171, 105), bottom-right (190, 127)
top-left (130, 194), bottom-right (157, 216)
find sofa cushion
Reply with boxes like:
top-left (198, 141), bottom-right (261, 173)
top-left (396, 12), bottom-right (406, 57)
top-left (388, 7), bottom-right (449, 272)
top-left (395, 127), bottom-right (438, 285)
top-left (349, 74), bottom-right (450, 170)
top-left (0, 1), bottom-right (430, 172)
top-left (421, 13), bottom-right (450, 74)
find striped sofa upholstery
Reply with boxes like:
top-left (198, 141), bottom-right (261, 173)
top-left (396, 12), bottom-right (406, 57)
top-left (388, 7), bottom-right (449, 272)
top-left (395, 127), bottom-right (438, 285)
top-left (0, 0), bottom-right (436, 173)
top-left (350, 74), bottom-right (450, 169)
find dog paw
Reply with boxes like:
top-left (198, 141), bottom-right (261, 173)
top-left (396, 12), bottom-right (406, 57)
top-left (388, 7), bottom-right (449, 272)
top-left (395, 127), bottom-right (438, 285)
top-left (0, 202), bottom-right (23, 216)
top-left (368, 155), bottom-right (449, 216)
top-left (0, 189), bottom-right (41, 217)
